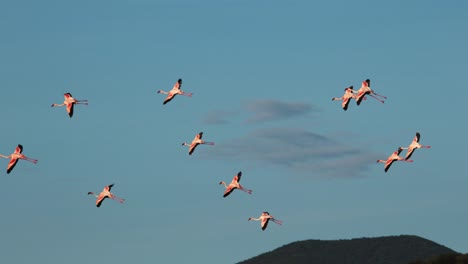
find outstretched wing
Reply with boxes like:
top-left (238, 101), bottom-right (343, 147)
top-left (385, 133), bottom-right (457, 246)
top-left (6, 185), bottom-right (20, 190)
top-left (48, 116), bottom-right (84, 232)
top-left (414, 132), bottom-right (421, 143)
top-left (6, 158), bottom-right (19, 174)
top-left (67, 103), bottom-right (74, 118)
top-left (64, 93), bottom-right (72, 99)
top-left (96, 194), bottom-right (108, 207)
top-left (14, 144), bottom-right (23, 154)
top-left (384, 159), bottom-right (395, 172)
top-left (196, 132), bottom-right (203, 140)
top-left (173, 79), bottom-right (182, 90)
top-left (261, 218), bottom-right (270, 230)
top-left (104, 184), bottom-right (114, 192)
top-left (405, 147), bottom-right (416, 160)
top-left (343, 96), bottom-right (351, 110)
top-left (223, 186), bottom-right (235, 197)
top-left (364, 79), bottom-right (370, 87)
top-left (233, 171), bottom-right (242, 182)
top-left (163, 93), bottom-right (176, 105)
top-left (188, 143), bottom-right (198, 155)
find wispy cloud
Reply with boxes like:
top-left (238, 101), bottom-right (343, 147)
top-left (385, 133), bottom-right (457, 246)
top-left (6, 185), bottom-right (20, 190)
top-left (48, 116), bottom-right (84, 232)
top-left (201, 110), bottom-right (234, 125)
top-left (245, 99), bottom-right (315, 123)
top-left (201, 127), bottom-right (379, 178)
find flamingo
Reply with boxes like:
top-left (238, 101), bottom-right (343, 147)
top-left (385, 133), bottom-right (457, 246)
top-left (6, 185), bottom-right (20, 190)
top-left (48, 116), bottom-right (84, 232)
top-left (376, 147), bottom-right (413, 172)
top-left (157, 78), bottom-right (193, 105)
top-left (400, 132), bottom-right (431, 160)
top-left (182, 132), bottom-right (215, 155)
top-left (354, 79), bottom-right (387, 105)
top-left (51, 92), bottom-right (88, 118)
top-left (87, 184), bottom-right (125, 208)
top-left (0, 144), bottom-right (38, 174)
top-left (248, 212), bottom-right (283, 231)
top-left (219, 171), bottom-right (252, 197)
top-left (332, 86), bottom-right (361, 111)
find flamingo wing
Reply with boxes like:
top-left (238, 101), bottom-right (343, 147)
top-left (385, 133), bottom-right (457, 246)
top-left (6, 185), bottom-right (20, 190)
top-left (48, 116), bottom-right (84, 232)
top-left (104, 184), bottom-right (114, 192)
top-left (14, 144), bottom-right (23, 154)
top-left (261, 217), bottom-right (270, 230)
top-left (414, 132), bottom-right (421, 143)
top-left (173, 79), bottom-right (182, 90)
top-left (233, 171), bottom-right (242, 182)
top-left (163, 93), bottom-right (176, 105)
top-left (223, 186), bottom-right (235, 197)
top-left (64, 93), bottom-right (72, 99)
top-left (356, 93), bottom-right (366, 105)
top-left (405, 147), bottom-right (416, 160)
top-left (342, 96), bottom-right (351, 110)
top-left (96, 193), bottom-right (108, 207)
top-left (384, 159), bottom-right (395, 172)
top-left (196, 132), bottom-right (203, 140)
top-left (6, 158), bottom-right (19, 174)
top-left (66, 102), bottom-right (74, 118)
top-left (397, 147), bottom-right (403, 155)
top-left (364, 79), bottom-right (370, 87)
top-left (188, 143), bottom-right (198, 155)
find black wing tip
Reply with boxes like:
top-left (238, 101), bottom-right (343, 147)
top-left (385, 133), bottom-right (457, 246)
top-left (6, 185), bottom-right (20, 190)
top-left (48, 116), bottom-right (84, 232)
top-left (416, 132), bottom-right (421, 137)
top-left (238, 171), bottom-right (242, 176)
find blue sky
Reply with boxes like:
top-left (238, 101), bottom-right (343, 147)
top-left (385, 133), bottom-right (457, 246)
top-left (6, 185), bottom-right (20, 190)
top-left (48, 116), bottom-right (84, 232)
top-left (0, 0), bottom-right (467, 263)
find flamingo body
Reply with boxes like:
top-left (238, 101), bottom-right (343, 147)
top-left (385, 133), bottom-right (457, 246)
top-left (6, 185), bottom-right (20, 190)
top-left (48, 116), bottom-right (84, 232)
top-left (51, 93), bottom-right (88, 118)
top-left (248, 212), bottom-right (283, 231)
top-left (0, 144), bottom-right (38, 174)
top-left (88, 184), bottom-right (125, 207)
top-left (376, 147), bottom-right (413, 172)
top-left (157, 79), bottom-right (192, 105)
top-left (332, 86), bottom-right (356, 111)
top-left (182, 132), bottom-right (215, 155)
top-left (219, 171), bottom-right (252, 197)
top-left (402, 132), bottom-right (431, 160)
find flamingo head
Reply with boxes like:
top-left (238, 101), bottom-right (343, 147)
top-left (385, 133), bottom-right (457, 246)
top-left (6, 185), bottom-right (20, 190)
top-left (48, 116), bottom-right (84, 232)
top-left (87, 192), bottom-right (94, 195)
top-left (219, 181), bottom-right (225, 185)
top-left (248, 218), bottom-right (253, 221)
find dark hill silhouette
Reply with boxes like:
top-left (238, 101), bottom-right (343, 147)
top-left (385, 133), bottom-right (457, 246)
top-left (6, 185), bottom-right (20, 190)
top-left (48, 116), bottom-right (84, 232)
top-left (237, 235), bottom-right (456, 264)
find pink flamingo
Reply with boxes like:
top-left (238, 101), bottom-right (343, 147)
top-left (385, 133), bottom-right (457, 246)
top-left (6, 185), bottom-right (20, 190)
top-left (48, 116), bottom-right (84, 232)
top-left (376, 147), bottom-right (413, 172)
top-left (248, 212), bottom-right (283, 231)
top-left (0, 144), bottom-right (38, 174)
top-left (354, 79), bottom-right (387, 105)
top-left (87, 184), bottom-right (125, 208)
top-left (51, 92), bottom-right (88, 118)
top-left (400, 132), bottom-right (431, 160)
top-left (182, 132), bottom-right (215, 155)
top-left (157, 78), bottom-right (193, 105)
top-left (332, 86), bottom-right (363, 111)
top-left (219, 171), bottom-right (252, 197)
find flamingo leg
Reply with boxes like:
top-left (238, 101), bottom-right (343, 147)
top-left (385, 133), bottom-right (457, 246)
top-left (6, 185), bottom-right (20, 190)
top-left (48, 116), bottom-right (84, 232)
top-left (422, 145), bottom-right (431, 148)
top-left (240, 187), bottom-right (252, 194)
top-left (111, 196), bottom-right (125, 203)
top-left (374, 93), bottom-right (387, 99)
top-left (369, 94), bottom-right (385, 103)
top-left (23, 157), bottom-right (38, 164)
top-left (203, 142), bottom-right (215, 145)
top-left (272, 219), bottom-right (283, 225)
top-left (181, 92), bottom-right (193, 97)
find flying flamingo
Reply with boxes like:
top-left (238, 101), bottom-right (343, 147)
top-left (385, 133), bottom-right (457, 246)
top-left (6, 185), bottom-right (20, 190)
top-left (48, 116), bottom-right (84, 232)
top-left (157, 78), bottom-right (193, 105)
top-left (376, 147), bottom-right (413, 172)
top-left (87, 184), bottom-right (125, 208)
top-left (0, 144), bottom-right (38, 174)
top-left (400, 132), bottom-right (431, 160)
top-left (219, 171), bottom-right (252, 197)
top-left (182, 132), bottom-right (215, 155)
top-left (332, 86), bottom-right (361, 111)
top-left (248, 212), bottom-right (283, 231)
top-left (354, 79), bottom-right (387, 105)
top-left (51, 92), bottom-right (88, 118)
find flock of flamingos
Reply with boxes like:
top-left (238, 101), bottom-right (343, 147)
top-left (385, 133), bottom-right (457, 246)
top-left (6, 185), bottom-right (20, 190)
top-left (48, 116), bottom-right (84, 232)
top-left (0, 78), bottom-right (430, 231)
